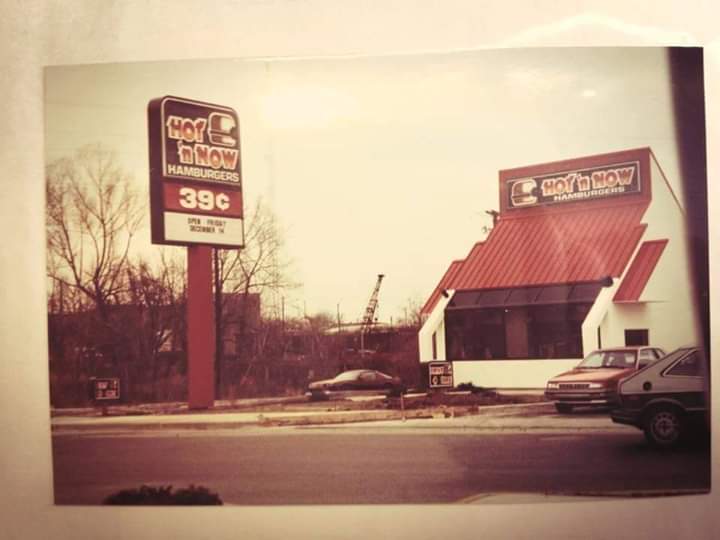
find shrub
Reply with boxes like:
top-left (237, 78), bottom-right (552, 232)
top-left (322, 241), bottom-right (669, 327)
top-left (103, 484), bottom-right (223, 505)
top-left (455, 382), bottom-right (492, 394)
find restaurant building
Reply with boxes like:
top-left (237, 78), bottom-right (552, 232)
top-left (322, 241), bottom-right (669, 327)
top-left (418, 148), bottom-right (699, 388)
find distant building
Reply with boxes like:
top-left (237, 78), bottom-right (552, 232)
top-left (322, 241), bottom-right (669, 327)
top-left (219, 292), bottom-right (261, 356)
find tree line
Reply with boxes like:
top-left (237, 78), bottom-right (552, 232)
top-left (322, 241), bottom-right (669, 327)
top-left (46, 145), bottom-right (422, 407)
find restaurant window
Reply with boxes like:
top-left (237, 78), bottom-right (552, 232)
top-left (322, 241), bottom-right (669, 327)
top-left (444, 302), bottom-right (590, 360)
top-left (445, 309), bottom-right (506, 360)
top-left (526, 304), bottom-right (589, 359)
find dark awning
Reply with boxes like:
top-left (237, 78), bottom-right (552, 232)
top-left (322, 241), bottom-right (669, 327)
top-left (446, 281), bottom-right (604, 310)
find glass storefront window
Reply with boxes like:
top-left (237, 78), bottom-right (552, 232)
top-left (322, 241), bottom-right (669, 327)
top-left (444, 302), bottom-right (591, 360)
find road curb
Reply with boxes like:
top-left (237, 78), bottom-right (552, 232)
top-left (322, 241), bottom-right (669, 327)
top-left (459, 489), bottom-right (711, 504)
top-left (51, 404), bottom-right (630, 434)
top-left (50, 396), bottom-right (311, 418)
top-left (48, 401), bottom-right (557, 432)
top-left (51, 409), bottom-right (438, 432)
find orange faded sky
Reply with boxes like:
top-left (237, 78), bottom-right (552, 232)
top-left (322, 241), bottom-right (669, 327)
top-left (44, 48), bottom-right (687, 322)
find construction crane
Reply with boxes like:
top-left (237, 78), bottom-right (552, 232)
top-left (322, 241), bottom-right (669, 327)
top-left (359, 274), bottom-right (384, 353)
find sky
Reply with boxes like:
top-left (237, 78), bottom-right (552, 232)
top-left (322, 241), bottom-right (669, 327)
top-left (44, 47), bottom-right (685, 323)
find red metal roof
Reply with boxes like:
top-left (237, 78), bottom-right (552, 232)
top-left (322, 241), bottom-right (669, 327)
top-left (613, 239), bottom-right (668, 302)
top-left (421, 202), bottom-right (650, 314)
top-left (451, 201), bottom-right (649, 290)
top-left (421, 149), bottom-right (657, 315)
top-left (420, 259), bottom-right (466, 316)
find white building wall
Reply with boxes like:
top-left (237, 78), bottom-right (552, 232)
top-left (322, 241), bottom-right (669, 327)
top-left (581, 282), bottom-right (614, 353)
top-left (418, 292), bottom-right (452, 363)
top-left (600, 157), bottom-right (700, 351)
top-left (452, 359), bottom-right (579, 389)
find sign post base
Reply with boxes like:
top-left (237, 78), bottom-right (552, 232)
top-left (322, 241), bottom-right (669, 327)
top-left (187, 245), bottom-right (215, 409)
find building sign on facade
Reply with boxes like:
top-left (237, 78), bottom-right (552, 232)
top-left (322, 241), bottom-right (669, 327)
top-left (148, 96), bottom-right (244, 248)
top-left (507, 161), bottom-right (641, 209)
top-left (428, 361), bottom-right (454, 389)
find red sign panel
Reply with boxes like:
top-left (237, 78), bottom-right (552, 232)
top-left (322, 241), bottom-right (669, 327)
top-left (91, 378), bottom-right (120, 401)
top-left (148, 96), bottom-right (244, 248)
top-left (162, 182), bottom-right (243, 218)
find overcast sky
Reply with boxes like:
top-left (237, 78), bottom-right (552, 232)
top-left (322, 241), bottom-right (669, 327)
top-left (44, 47), bottom-right (685, 323)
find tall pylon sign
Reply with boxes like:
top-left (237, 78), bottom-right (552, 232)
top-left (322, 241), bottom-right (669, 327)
top-left (148, 96), bottom-right (244, 409)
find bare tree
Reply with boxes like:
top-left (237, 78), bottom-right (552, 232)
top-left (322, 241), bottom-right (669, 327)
top-left (46, 145), bottom-right (143, 397)
top-left (46, 144), bottom-right (143, 319)
top-left (213, 199), bottom-right (297, 393)
top-left (125, 252), bottom-right (186, 400)
top-left (398, 295), bottom-right (424, 328)
top-left (219, 199), bottom-right (295, 310)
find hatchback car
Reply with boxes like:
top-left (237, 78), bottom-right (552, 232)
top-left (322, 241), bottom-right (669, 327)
top-left (545, 346), bottom-right (665, 413)
top-left (610, 346), bottom-right (709, 448)
top-left (307, 369), bottom-right (405, 401)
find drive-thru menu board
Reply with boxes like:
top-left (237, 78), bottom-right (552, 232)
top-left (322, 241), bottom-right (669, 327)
top-left (148, 96), bottom-right (244, 248)
top-left (428, 361), bottom-right (454, 389)
top-left (90, 377), bottom-right (120, 401)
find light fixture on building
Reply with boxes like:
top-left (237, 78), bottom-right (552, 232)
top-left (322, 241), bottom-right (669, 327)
top-left (485, 209), bottom-right (499, 226)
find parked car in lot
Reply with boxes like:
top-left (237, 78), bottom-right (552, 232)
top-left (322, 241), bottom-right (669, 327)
top-left (307, 369), bottom-right (405, 401)
top-left (610, 346), bottom-right (709, 448)
top-left (545, 346), bottom-right (665, 413)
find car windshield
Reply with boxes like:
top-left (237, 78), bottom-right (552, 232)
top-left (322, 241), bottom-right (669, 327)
top-left (577, 350), bottom-right (636, 368)
top-left (333, 370), bottom-right (366, 382)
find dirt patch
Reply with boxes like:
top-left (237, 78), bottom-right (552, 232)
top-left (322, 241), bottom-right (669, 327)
top-left (52, 391), bottom-right (547, 418)
top-left (389, 391), bottom-right (546, 410)
top-left (265, 391), bottom-right (547, 414)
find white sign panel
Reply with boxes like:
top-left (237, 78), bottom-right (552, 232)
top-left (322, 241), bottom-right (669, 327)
top-left (164, 212), bottom-right (245, 247)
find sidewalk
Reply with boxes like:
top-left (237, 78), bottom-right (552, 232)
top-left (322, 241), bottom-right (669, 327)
top-left (50, 395), bottom-right (632, 434)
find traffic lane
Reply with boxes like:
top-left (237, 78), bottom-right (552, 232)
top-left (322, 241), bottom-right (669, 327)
top-left (52, 431), bottom-right (467, 505)
top-left (448, 432), bottom-right (710, 496)
top-left (51, 429), bottom-right (710, 505)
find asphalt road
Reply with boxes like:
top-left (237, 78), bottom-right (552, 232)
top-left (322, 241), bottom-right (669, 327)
top-left (52, 425), bottom-right (711, 505)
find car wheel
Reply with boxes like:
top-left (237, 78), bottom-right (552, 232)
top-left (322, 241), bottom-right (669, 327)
top-left (643, 405), bottom-right (684, 448)
top-left (555, 403), bottom-right (573, 414)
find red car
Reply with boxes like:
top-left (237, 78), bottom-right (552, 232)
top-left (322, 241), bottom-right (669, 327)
top-left (545, 346), bottom-right (665, 413)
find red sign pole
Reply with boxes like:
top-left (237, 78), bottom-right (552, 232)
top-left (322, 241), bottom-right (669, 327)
top-left (187, 245), bottom-right (215, 409)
